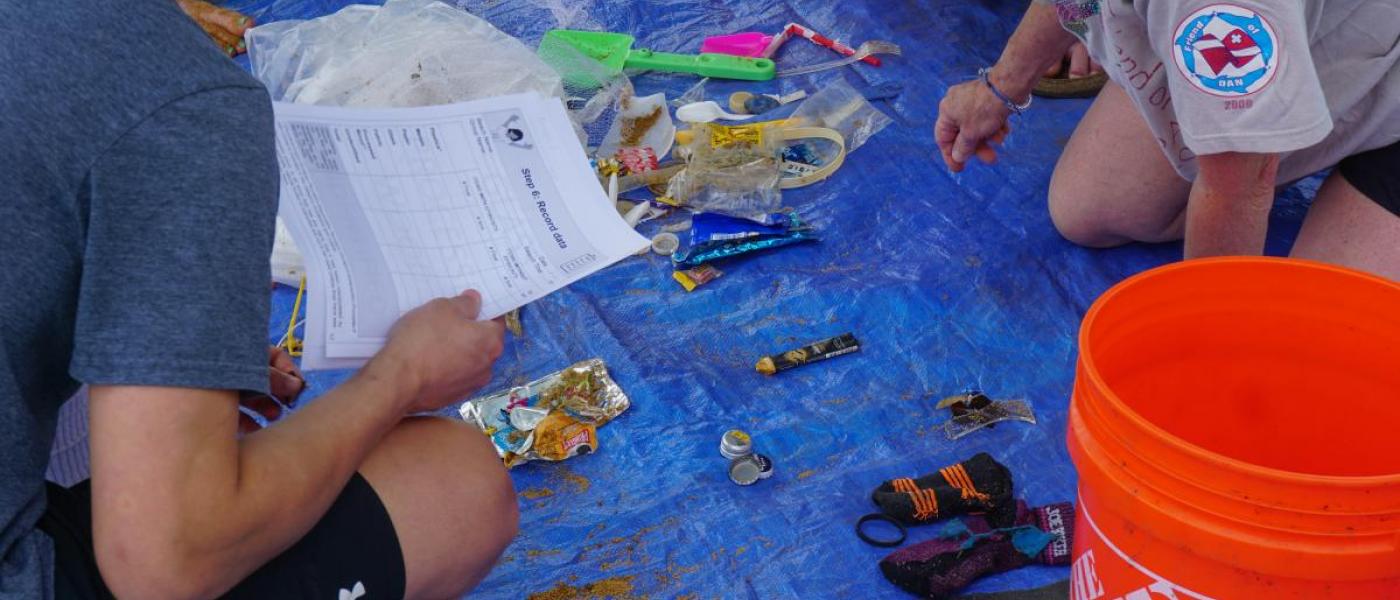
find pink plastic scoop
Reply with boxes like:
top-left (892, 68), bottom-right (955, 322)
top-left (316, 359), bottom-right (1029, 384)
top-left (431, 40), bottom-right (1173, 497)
top-left (700, 32), bottom-right (774, 58)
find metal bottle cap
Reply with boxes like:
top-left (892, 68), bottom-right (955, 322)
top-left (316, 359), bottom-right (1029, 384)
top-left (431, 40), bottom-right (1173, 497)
top-left (729, 455), bottom-right (763, 486)
top-left (719, 429), bottom-right (753, 460)
top-left (754, 453), bottom-right (774, 479)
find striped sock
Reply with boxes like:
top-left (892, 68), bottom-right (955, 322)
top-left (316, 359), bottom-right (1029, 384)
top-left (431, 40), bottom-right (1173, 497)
top-left (871, 453), bottom-right (1015, 526)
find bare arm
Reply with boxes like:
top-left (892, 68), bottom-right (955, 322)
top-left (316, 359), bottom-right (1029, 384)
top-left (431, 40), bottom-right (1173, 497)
top-left (1184, 152), bottom-right (1280, 258)
top-left (90, 292), bottom-right (504, 598)
top-left (935, 3), bottom-right (1078, 170)
top-left (988, 2), bottom-right (1079, 103)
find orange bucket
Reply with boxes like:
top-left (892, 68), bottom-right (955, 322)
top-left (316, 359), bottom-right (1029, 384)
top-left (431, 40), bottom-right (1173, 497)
top-left (1066, 258), bottom-right (1400, 599)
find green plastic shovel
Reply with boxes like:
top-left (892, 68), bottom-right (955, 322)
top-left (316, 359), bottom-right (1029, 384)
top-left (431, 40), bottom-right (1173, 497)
top-left (544, 29), bottom-right (775, 81)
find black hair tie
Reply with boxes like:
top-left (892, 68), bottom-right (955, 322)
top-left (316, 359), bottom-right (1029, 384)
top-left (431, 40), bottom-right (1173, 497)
top-left (856, 513), bottom-right (907, 547)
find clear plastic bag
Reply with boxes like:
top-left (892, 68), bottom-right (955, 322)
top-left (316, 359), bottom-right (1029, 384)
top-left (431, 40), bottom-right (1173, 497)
top-left (246, 0), bottom-right (564, 107)
top-left (790, 77), bottom-right (892, 153)
top-left (666, 122), bottom-right (784, 217)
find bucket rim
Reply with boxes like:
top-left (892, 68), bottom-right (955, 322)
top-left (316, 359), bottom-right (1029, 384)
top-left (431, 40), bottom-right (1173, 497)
top-left (1078, 256), bottom-right (1400, 487)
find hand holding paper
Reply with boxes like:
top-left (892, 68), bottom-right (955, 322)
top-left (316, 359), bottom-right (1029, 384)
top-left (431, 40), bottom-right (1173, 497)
top-left (274, 93), bottom-right (649, 369)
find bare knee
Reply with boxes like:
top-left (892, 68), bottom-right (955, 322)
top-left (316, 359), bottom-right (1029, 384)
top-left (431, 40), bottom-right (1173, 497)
top-left (362, 417), bottom-right (519, 598)
top-left (1046, 79), bottom-right (1191, 247)
top-left (406, 417), bottom-right (519, 546)
top-left (1048, 177), bottom-right (1130, 248)
top-left (1047, 173), bottom-right (1189, 247)
top-left (425, 418), bottom-right (520, 546)
top-left (1292, 172), bottom-right (1400, 281)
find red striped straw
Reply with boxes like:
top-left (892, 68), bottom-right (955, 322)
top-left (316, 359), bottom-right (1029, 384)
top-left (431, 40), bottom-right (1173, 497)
top-left (783, 22), bottom-right (883, 67)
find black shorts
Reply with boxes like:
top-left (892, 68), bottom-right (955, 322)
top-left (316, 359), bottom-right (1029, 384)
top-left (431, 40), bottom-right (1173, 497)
top-left (1339, 139), bottom-right (1400, 218)
top-left (37, 473), bottom-right (406, 599)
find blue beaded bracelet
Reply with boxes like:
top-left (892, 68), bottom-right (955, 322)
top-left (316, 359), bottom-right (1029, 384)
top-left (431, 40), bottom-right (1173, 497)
top-left (978, 67), bottom-right (1032, 115)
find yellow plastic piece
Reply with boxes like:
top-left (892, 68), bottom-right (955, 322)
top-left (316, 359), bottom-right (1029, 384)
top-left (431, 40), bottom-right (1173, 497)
top-left (281, 276), bottom-right (307, 357)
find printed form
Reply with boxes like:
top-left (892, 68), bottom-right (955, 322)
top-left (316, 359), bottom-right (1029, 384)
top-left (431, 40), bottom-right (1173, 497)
top-left (274, 93), bottom-right (649, 369)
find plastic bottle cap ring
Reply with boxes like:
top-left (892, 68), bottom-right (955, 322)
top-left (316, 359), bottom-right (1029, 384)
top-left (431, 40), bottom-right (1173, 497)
top-left (652, 232), bottom-right (681, 255)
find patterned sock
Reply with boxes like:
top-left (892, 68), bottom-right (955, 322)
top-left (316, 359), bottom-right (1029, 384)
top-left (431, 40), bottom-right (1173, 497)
top-left (870, 453), bottom-right (1015, 527)
top-left (878, 504), bottom-right (1074, 599)
top-left (941, 502), bottom-right (1076, 566)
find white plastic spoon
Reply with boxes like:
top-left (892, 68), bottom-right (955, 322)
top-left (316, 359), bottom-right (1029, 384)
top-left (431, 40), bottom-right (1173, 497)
top-left (675, 100), bottom-right (758, 123)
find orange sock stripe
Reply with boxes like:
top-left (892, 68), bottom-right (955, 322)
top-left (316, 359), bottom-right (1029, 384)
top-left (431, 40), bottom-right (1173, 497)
top-left (939, 466), bottom-right (962, 492)
top-left (948, 464), bottom-right (992, 503)
top-left (908, 494), bottom-right (925, 520)
top-left (910, 488), bottom-right (940, 521)
top-left (915, 490), bottom-right (933, 519)
top-left (962, 466), bottom-right (992, 503)
top-left (951, 465), bottom-right (974, 494)
top-left (893, 478), bottom-right (917, 494)
top-left (953, 466), bottom-right (976, 499)
top-left (938, 465), bottom-right (974, 503)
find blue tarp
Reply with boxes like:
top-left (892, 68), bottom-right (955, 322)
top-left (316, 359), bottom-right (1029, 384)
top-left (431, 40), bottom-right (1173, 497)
top-left (231, 0), bottom-right (1319, 596)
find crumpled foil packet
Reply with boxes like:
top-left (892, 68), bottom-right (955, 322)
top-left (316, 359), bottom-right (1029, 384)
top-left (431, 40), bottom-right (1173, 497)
top-left (940, 397), bottom-right (1041, 439)
top-left (459, 359), bottom-right (630, 468)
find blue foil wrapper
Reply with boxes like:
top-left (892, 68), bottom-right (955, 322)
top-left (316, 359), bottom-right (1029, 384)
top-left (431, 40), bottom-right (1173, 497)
top-left (672, 229), bottom-right (819, 268)
top-left (690, 212), bottom-right (800, 246)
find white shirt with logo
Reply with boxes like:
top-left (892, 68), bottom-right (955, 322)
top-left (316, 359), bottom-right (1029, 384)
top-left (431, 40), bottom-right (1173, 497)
top-left (1055, 0), bottom-right (1400, 183)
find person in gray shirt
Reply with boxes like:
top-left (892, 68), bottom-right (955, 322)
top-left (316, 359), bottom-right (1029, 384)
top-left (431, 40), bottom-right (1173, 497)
top-left (1, 2), bottom-right (517, 598)
top-left (934, 0), bottom-right (1400, 280)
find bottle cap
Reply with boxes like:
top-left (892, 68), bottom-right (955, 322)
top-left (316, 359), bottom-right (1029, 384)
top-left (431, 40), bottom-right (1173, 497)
top-left (728, 455), bottom-right (763, 485)
top-left (754, 453), bottom-right (774, 479)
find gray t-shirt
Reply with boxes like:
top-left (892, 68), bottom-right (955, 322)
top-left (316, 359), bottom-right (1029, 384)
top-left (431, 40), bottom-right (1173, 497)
top-left (0, 2), bottom-right (277, 597)
top-left (1056, 0), bottom-right (1400, 182)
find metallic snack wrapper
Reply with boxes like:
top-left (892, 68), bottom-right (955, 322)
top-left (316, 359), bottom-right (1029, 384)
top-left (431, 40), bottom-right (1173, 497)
top-left (943, 399), bottom-right (1036, 440)
top-left (671, 229), bottom-right (818, 269)
top-left (459, 358), bottom-right (631, 468)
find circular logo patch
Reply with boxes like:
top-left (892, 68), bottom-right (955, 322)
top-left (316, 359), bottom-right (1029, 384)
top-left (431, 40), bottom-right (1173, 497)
top-left (1172, 4), bottom-right (1278, 96)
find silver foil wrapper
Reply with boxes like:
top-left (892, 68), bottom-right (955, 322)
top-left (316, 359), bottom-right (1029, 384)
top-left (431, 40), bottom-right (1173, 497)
top-left (459, 358), bottom-right (630, 468)
top-left (943, 399), bottom-right (1037, 440)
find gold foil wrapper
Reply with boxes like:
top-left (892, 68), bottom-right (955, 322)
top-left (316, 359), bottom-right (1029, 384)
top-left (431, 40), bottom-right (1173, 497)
top-left (459, 359), bottom-right (630, 468)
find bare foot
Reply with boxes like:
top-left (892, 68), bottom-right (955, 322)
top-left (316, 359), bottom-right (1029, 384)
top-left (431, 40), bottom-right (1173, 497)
top-left (176, 0), bottom-right (254, 57)
top-left (238, 347), bottom-right (306, 435)
top-left (1044, 41), bottom-right (1103, 79)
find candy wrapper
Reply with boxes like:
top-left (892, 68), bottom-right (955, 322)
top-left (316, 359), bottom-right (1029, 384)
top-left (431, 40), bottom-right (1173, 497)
top-left (690, 212), bottom-right (804, 246)
top-left (672, 228), bottom-right (818, 269)
top-left (459, 359), bottom-right (631, 468)
top-left (943, 398), bottom-right (1037, 440)
top-left (673, 264), bottom-right (724, 291)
